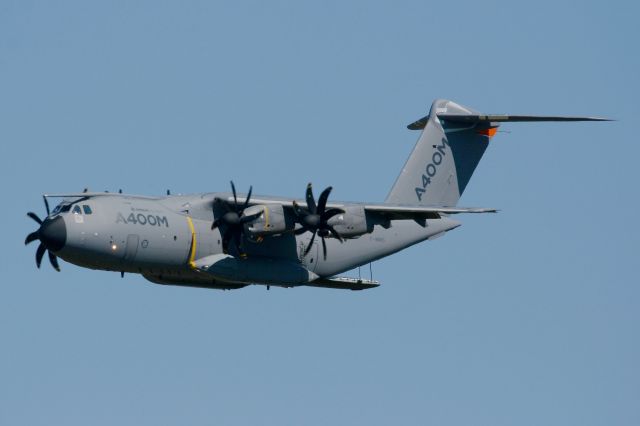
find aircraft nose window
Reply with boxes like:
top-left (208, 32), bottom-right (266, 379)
top-left (82, 205), bottom-right (93, 215)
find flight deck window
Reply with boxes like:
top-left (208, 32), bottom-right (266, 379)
top-left (72, 205), bottom-right (82, 214)
top-left (82, 205), bottom-right (92, 215)
top-left (60, 205), bottom-right (71, 213)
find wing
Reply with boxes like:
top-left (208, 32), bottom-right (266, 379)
top-left (218, 195), bottom-right (496, 221)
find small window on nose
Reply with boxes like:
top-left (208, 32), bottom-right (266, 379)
top-left (82, 205), bottom-right (93, 215)
top-left (72, 205), bottom-right (82, 214)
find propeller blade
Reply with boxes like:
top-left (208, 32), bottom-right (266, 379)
top-left (48, 252), bottom-right (60, 271)
top-left (321, 236), bottom-right (327, 260)
top-left (294, 227), bottom-right (307, 235)
top-left (232, 231), bottom-right (243, 256)
top-left (43, 195), bottom-right (50, 216)
top-left (322, 208), bottom-right (345, 222)
top-left (27, 212), bottom-right (43, 225)
top-left (292, 200), bottom-right (306, 219)
top-left (305, 183), bottom-right (317, 214)
top-left (35, 243), bottom-right (46, 268)
top-left (215, 198), bottom-right (232, 214)
top-left (242, 185), bottom-right (253, 211)
top-left (327, 224), bottom-right (344, 242)
top-left (230, 181), bottom-right (238, 211)
top-left (221, 230), bottom-right (232, 254)
top-left (211, 219), bottom-right (220, 230)
top-left (317, 186), bottom-right (333, 214)
top-left (304, 231), bottom-right (316, 256)
top-left (25, 231), bottom-right (39, 245)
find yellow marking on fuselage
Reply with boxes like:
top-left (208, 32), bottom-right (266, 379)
top-left (186, 216), bottom-right (197, 269)
top-left (263, 206), bottom-right (269, 230)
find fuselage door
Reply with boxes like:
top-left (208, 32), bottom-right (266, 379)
top-left (123, 234), bottom-right (139, 262)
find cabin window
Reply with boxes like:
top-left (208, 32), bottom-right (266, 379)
top-left (82, 205), bottom-right (93, 215)
top-left (72, 205), bottom-right (82, 214)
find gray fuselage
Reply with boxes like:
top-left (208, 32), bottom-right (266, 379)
top-left (47, 193), bottom-right (459, 289)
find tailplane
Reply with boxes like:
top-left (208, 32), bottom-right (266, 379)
top-left (386, 99), bottom-right (609, 206)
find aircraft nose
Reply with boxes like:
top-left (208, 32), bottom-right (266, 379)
top-left (39, 215), bottom-right (66, 252)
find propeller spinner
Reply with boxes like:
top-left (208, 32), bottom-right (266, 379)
top-left (293, 183), bottom-right (344, 260)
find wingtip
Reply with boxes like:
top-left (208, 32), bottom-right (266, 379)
top-left (581, 116), bottom-right (615, 122)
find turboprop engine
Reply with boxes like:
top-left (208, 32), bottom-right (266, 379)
top-left (326, 205), bottom-right (371, 238)
top-left (243, 204), bottom-right (294, 236)
top-left (244, 204), bottom-right (372, 239)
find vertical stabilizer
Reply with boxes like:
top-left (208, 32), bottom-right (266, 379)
top-left (386, 99), bottom-right (495, 206)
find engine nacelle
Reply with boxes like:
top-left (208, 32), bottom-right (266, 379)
top-left (327, 205), bottom-right (371, 238)
top-left (244, 204), bottom-right (293, 236)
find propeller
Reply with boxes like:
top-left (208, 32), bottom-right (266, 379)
top-left (25, 203), bottom-right (66, 271)
top-left (292, 183), bottom-right (344, 260)
top-left (211, 181), bottom-right (262, 257)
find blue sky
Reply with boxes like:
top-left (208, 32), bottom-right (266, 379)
top-left (1, 1), bottom-right (638, 425)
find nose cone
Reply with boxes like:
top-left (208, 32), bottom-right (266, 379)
top-left (39, 216), bottom-right (66, 252)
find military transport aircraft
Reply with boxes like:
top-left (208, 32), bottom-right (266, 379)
top-left (25, 99), bottom-right (608, 291)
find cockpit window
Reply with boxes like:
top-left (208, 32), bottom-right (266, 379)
top-left (52, 202), bottom-right (92, 215)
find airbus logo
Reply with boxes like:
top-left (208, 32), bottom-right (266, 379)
top-left (415, 137), bottom-right (449, 202)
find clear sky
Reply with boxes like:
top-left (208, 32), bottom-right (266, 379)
top-left (1, 1), bottom-right (638, 425)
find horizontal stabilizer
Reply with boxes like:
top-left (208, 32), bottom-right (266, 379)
top-left (408, 114), bottom-right (612, 130)
top-left (307, 276), bottom-right (380, 291)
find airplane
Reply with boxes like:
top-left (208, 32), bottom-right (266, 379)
top-left (24, 99), bottom-right (609, 291)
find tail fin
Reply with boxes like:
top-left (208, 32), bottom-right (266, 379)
top-left (386, 99), bottom-right (609, 206)
top-left (386, 99), bottom-right (489, 206)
